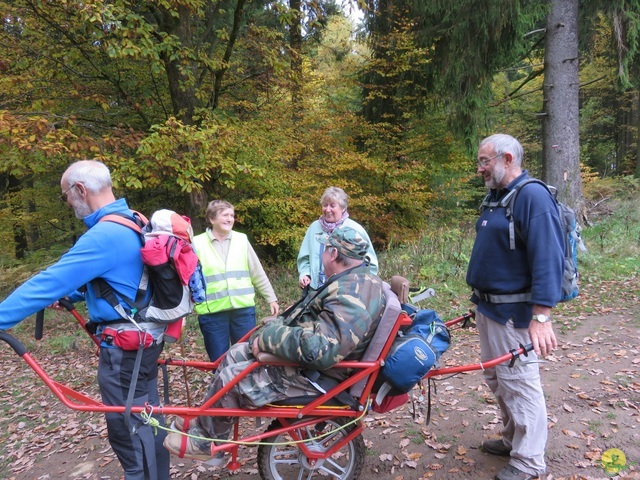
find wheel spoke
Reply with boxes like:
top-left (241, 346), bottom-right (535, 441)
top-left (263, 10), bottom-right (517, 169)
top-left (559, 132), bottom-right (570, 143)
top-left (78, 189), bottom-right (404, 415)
top-left (258, 418), bottom-right (364, 480)
top-left (296, 466), bottom-right (306, 480)
top-left (319, 455), bottom-right (349, 477)
top-left (319, 429), bottom-right (342, 448)
top-left (273, 457), bottom-right (299, 466)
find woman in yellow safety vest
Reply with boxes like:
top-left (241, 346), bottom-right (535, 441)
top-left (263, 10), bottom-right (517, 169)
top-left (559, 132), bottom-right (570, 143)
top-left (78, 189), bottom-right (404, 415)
top-left (192, 200), bottom-right (279, 361)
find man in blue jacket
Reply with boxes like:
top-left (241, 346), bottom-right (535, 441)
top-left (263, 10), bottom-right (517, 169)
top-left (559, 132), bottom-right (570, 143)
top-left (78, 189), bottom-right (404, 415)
top-left (0, 160), bottom-right (169, 480)
top-left (466, 134), bottom-right (564, 480)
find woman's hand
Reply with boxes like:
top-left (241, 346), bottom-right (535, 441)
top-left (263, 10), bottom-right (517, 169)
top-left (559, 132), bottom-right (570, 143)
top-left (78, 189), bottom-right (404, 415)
top-left (269, 301), bottom-right (280, 316)
top-left (299, 275), bottom-right (311, 289)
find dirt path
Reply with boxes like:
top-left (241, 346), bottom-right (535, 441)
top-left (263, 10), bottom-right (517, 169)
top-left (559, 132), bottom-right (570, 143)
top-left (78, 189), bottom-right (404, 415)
top-left (1, 290), bottom-right (639, 480)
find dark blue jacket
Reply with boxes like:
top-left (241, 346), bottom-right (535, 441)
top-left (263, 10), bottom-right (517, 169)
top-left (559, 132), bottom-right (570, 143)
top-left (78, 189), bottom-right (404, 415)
top-left (466, 172), bottom-right (564, 328)
top-left (0, 199), bottom-right (144, 329)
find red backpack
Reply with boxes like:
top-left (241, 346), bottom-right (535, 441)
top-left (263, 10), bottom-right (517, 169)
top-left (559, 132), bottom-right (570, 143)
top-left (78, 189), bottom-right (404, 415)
top-left (95, 209), bottom-right (204, 342)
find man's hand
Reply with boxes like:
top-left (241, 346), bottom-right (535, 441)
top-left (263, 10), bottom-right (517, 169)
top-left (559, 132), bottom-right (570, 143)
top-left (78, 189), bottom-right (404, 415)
top-left (48, 296), bottom-right (71, 310)
top-left (528, 321), bottom-right (557, 358)
top-left (48, 300), bottom-right (63, 310)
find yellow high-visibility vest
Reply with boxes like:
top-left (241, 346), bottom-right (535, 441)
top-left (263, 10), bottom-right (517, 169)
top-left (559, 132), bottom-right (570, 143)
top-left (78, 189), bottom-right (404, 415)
top-left (193, 232), bottom-right (255, 314)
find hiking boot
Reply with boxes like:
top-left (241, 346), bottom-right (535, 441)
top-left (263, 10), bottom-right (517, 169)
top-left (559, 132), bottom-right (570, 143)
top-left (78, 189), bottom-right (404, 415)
top-left (170, 416), bottom-right (192, 432)
top-left (164, 431), bottom-right (211, 461)
top-left (163, 431), bottom-right (227, 466)
top-left (495, 464), bottom-right (537, 480)
top-left (482, 439), bottom-right (511, 457)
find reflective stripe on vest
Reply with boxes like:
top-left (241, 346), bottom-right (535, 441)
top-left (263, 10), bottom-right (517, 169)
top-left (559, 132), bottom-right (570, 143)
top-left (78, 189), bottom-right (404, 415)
top-left (193, 232), bottom-right (255, 313)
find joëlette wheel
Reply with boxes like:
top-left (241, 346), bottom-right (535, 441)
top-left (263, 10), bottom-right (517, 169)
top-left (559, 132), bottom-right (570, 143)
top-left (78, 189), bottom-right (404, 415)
top-left (257, 417), bottom-right (365, 480)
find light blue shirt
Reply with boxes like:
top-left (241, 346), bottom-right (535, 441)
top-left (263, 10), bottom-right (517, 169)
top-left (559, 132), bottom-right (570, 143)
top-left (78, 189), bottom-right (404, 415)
top-left (297, 218), bottom-right (378, 290)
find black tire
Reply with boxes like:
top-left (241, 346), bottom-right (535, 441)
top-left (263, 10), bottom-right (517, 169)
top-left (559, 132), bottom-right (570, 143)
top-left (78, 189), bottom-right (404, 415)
top-left (257, 417), bottom-right (365, 480)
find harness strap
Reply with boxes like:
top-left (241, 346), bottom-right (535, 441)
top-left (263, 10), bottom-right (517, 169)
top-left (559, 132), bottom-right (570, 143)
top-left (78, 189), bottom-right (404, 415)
top-left (302, 370), bottom-right (359, 410)
top-left (94, 212), bottom-right (151, 320)
top-left (426, 379), bottom-right (434, 425)
top-left (473, 289), bottom-right (531, 304)
top-left (374, 381), bottom-right (394, 406)
top-left (124, 344), bottom-right (145, 435)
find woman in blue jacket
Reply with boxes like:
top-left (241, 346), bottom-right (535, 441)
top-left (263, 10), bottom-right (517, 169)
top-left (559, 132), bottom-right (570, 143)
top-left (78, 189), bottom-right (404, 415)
top-left (297, 186), bottom-right (378, 291)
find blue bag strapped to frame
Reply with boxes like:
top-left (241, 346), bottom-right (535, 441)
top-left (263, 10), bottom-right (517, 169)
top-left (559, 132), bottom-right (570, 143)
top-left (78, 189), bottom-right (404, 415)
top-left (376, 305), bottom-right (451, 405)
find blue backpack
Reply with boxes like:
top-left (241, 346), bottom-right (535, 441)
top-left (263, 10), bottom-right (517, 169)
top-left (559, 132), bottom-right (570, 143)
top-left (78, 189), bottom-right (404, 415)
top-left (378, 306), bottom-right (450, 395)
top-left (480, 178), bottom-right (586, 302)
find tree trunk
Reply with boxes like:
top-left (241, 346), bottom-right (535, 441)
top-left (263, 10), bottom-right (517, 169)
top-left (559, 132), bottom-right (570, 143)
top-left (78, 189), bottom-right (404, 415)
top-left (615, 89), bottom-right (638, 174)
top-left (290, 0), bottom-right (303, 126)
top-left (157, 5), bottom-right (197, 125)
top-left (633, 90), bottom-right (640, 177)
top-left (541, 0), bottom-right (582, 211)
top-left (6, 174), bottom-right (28, 259)
top-left (189, 189), bottom-right (209, 233)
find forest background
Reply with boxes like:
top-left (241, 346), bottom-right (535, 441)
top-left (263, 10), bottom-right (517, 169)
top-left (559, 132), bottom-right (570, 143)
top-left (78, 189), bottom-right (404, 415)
top-left (1, 0), bottom-right (640, 293)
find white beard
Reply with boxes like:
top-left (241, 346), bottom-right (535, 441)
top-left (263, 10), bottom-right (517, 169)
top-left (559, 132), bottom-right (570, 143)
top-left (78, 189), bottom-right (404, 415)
top-left (485, 161), bottom-right (506, 189)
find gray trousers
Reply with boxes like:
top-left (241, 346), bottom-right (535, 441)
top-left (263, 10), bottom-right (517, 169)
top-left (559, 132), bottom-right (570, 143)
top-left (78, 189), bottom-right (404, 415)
top-left (476, 311), bottom-right (547, 476)
top-left (97, 343), bottom-right (170, 480)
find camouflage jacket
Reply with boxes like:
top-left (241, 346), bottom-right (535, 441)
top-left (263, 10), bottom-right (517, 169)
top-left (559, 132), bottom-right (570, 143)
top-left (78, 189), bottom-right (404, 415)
top-left (255, 264), bottom-right (386, 372)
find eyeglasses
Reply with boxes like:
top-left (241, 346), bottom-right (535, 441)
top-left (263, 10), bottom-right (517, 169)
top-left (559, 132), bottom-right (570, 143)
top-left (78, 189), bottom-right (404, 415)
top-left (476, 152), bottom-right (503, 168)
top-left (59, 183), bottom-right (76, 202)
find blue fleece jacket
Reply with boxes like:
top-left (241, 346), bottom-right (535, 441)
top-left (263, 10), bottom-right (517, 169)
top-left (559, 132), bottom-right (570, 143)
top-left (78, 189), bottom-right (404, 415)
top-left (0, 199), bottom-right (144, 330)
top-left (465, 172), bottom-right (564, 328)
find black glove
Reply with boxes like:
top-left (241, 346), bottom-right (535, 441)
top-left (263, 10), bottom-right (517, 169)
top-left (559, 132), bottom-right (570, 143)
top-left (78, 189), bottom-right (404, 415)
top-left (85, 321), bottom-right (98, 336)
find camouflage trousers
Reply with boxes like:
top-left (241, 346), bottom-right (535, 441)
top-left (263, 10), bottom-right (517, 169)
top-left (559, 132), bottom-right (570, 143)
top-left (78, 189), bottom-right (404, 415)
top-left (195, 342), bottom-right (318, 442)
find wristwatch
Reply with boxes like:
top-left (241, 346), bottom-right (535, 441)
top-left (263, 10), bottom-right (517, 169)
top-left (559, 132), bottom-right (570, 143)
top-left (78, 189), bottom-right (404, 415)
top-left (532, 314), bottom-right (551, 323)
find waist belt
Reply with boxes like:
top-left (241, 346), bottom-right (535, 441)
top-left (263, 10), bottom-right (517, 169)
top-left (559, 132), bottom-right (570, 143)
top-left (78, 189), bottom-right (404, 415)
top-left (473, 289), bottom-right (531, 304)
top-left (96, 320), bottom-right (165, 343)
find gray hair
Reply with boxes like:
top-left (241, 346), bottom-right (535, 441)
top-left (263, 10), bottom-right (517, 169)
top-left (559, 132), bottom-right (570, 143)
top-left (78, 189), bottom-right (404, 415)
top-left (320, 186), bottom-right (348, 210)
top-left (479, 134), bottom-right (524, 167)
top-left (206, 199), bottom-right (234, 221)
top-left (334, 250), bottom-right (364, 267)
top-left (65, 160), bottom-right (113, 193)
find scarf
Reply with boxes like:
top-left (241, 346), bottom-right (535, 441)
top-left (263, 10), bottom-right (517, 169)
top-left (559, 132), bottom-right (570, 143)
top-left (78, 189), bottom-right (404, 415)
top-left (319, 211), bottom-right (349, 234)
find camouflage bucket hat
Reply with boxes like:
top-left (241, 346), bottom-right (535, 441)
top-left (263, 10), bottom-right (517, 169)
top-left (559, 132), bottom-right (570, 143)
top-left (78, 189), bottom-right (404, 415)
top-left (316, 226), bottom-right (369, 260)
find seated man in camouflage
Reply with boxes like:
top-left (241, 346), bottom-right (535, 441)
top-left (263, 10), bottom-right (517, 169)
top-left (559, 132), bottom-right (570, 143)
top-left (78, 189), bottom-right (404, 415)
top-left (164, 226), bottom-right (386, 465)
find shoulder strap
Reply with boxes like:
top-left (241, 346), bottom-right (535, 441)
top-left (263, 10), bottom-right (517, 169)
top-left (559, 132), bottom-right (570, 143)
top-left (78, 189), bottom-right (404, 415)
top-left (94, 210), bottom-right (150, 321)
top-left (285, 263), bottom-right (362, 318)
top-left (487, 178), bottom-right (551, 250)
top-left (479, 181), bottom-right (528, 213)
top-left (99, 210), bottom-right (148, 234)
top-left (508, 178), bottom-right (557, 249)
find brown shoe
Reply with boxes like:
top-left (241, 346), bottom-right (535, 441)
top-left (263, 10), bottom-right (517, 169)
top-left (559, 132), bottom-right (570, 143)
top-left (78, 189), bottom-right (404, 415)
top-left (482, 439), bottom-right (511, 457)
